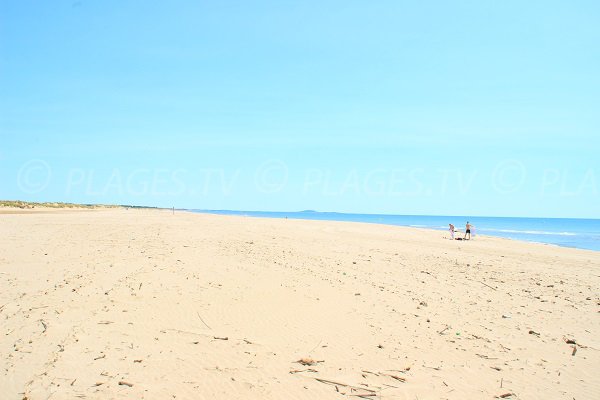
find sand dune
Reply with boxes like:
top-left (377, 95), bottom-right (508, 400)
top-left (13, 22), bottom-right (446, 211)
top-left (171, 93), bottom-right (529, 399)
top-left (1, 208), bottom-right (598, 399)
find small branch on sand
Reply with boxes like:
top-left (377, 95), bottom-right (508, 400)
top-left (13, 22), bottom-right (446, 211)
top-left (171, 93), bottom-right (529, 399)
top-left (438, 325), bottom-right (451, 335)
top-left (295, 358), bottom-right (324, 366)
top-left (213, 336), bottom-right (228, 341)
top-left (165, 328), bottom-right (207, 337)
top-left (572, 345), bottom-right (578, 356)
top-left (496, 393), bottom-right (514, 398)
top-left (420, 271), bottom-right (436, 278)
top-left (476, 353), bottom-right (497, 360)
top-left (380, 373), bottom-right (406, 382)
top-left (563, 336), bottom-right (590, 349)
top-left (478, 280), bottom-right (497, 290)
top-left (289, 368), bottom-right (318, 374)
top-left (471, 334), bottom-right (491, 343)
top-left (40, 319), bottom-right (48, 333)
top-left (315, 378), bottom-right (376, 394)
top-left (384, 367), bottom-right (410, 373)
top-left (361, 370), bottom-right (380, 376)
top-left (196, 312), bottom-right (211, 330)
top-left (118, 381), bottom-right (134, 387)
top-left (97, 321), bottom-right (114, 325)
top-left (308, 339), bottom-right (322, 354)
top-left (94, 354), bottom-right (106, 360)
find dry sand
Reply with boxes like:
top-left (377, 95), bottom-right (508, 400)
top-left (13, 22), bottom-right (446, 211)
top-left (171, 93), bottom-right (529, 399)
top-left (1, 208), bottom-right (598, 399)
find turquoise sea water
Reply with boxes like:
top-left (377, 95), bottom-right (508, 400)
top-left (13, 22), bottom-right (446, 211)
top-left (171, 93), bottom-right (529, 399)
top-left (190, 210), bottom-right (600, 252)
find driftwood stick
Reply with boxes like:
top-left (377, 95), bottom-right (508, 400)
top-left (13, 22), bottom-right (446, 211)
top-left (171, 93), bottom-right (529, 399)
top-left (384, 368), bottom-right (410, 373)
top-left (438, 325), bottom-right (451, 335)
top-left (166, 328), bottom-right (208, 336)
top-left (309, 339), bottom-right (322, 353)
top-left (289, 368), bottom-right (318, 374)
top-left (314, 378), bottom-right (376, 393)
top-left (380, 373), bottom-right (406, 382)
top-left (361, 370), bottom-right (380, 376)
top-left (497, 393), bottom-right (513, 398)
top-left (478, 280), bottom-right (497, 290)
top-left (197, 312), bottom-right (212, 330)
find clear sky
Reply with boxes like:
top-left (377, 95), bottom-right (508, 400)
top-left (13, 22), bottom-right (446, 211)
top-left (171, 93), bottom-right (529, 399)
top-left (1, 0), bottom-right (599, 217)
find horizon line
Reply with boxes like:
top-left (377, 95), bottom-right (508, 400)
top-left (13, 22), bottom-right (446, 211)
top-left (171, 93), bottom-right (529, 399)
top-left (190, 208), bottom-right (600, 221)
top-left (2, 199), bottom-right (598, 221)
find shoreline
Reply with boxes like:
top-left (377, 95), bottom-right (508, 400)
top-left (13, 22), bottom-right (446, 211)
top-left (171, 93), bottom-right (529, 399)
top-left (190, 209), bottom-right (600, 253)
top-left (3, 205), bottom-right (598, 253)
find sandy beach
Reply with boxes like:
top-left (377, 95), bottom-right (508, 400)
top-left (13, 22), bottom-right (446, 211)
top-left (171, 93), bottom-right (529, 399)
top-left (1, 208), bottom-right (598, 400)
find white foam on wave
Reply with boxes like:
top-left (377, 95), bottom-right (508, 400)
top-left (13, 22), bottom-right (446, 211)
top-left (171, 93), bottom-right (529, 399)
top-left (480, 228), bottom-right (577, 236)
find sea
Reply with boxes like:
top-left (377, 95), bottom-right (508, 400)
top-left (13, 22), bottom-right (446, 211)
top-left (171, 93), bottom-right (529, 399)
top-left (190, 210), bottom-right (600, 252)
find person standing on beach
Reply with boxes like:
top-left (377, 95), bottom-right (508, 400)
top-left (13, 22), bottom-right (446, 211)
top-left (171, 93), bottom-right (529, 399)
top-left (449, 224), bottom-right (455, 240)
top-left (464, 221), bottom-right (472, 240)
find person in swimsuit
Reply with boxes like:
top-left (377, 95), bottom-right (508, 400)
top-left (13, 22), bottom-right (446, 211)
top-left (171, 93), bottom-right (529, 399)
top-left (449, 223), bottom-right (455, 240)
top-left (464, 221), bottom-right (472, 240)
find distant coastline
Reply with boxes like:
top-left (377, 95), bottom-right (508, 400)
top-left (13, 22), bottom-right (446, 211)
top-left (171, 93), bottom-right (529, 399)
top-left (0, 200), bottom-right (161, 210)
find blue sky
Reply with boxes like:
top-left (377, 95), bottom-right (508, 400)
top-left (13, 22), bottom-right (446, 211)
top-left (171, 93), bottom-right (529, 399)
top-left (1, 0), bottom-right (599, 217)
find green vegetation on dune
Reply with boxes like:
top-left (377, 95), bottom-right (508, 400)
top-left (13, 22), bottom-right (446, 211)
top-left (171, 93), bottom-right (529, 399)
top-left (0, 200), bottom-right (121, 209)
top-left (0, 199), bottom-right (169, 211)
